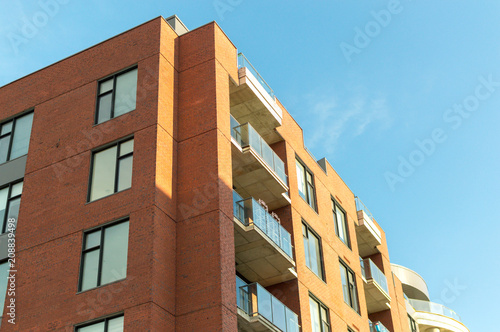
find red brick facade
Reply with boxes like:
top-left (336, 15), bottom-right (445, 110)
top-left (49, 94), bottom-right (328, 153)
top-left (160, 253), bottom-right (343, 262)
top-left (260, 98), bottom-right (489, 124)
top-left (0, 16), bottom-right (415, 332)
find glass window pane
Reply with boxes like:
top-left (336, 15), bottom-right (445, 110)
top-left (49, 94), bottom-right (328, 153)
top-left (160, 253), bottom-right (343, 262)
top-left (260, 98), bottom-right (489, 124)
top-left (81, 250), bottom-right (99, 291)
top-left (10, 113), bottom-right (34, 160)
top-left (108, 316), bottom-right (124, 332)
top-left (306, 171), bottom-right (313, 184)
top-left (303, 235), bottom-right (310, 268)
top-left (114, 69), bottom-right (137, 117)
top-left (309, 297), bottom-right (321, 332)
top-left (90, 146), bottom-right (117, 201)
top-left (340, 265), bottom-right (350, 304)
top-left (1, 121), bottom-right (13, 135)
top-left (10, 181), bottom-right (23, 197)
top-left (7, 197), bottom-right (21, 228)
top-left (77, 321), bottom-right (105, 332)
top-left (117, 156), bottom-right (133, 192)
top-left (351, 283), bottom-right (359, 311)
top-left (85, 230), bottom-right (101, 249)
top-left (348, 270), bottom-right (355, 285)
top-left (296, 161), bottom-right (306, 200)
top-left (97, 93), bottom-right (113, 123)
top-left (0, 262), bottom-right (9, 320)
top-left (99, 78), bottom-right (113, 94)
top-left (0, 136), bottom-right (9, 163)
top-left (320, 306), bottom-right (328, 321)
top-left (336, 208), bottom-right (347, 243)
top-left (101, 221), bottom-right (129, 285)
top-left (307, 184), bottom-right (316, 209)
top-left (119, 139), bottom-right (134, 156)
top-left (309, 233), bottom-right (322, 278)
top-left (332, 206), bottom-right (338, 235)
top-left (0, 187), bottom-right (8, 229)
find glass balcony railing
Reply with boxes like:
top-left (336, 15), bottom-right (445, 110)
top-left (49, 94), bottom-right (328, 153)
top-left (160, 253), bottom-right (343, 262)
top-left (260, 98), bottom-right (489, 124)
top-left (361, 258), bottom-right (389, 295)
top-left (232, 122), bottom-right (287, 186)
top-left (236, 276), bottom-right (299, 332)
top-left (238, 53), bottom-right (275, 100)
top-left (233, 191), bottom-right (293, 259)
top-left (408, 299), bottom-right (462, 322)
top-left (230, 115), bottom-right (242, 146)
top-left (355, 196), bottom-right (376, 222)
top-left (369, 320), bottom-right (390, 332)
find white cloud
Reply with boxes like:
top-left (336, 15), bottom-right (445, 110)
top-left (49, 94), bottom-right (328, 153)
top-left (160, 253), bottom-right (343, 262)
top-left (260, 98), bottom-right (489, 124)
top-left (303, 94), bottom-right (393, 155)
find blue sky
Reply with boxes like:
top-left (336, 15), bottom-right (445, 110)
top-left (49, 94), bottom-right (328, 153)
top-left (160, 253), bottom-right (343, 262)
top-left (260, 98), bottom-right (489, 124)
top-left (0, 0), bottom-right (494, 330)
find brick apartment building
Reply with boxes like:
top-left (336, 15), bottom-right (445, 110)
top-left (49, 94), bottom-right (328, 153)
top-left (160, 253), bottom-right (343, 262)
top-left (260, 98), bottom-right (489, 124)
top-left (0, 15), bottom-right (469, 332)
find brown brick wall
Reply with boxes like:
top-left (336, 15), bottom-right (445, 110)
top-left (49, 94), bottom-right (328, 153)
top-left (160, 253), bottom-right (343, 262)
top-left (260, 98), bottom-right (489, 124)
top-left (174, 21), bottom-right (237, 332)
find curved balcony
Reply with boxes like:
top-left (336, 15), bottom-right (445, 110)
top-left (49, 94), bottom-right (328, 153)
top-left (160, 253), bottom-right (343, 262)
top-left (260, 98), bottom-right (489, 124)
top-left (408, 299), bottom-right (469, 332)
top-left (391, 264), bottom-right (430, 301)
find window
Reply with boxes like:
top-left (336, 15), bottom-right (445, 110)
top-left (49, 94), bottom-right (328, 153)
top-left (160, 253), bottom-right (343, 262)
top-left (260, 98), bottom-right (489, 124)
top-left (76, 315), bottom-right (124, 332)
top-left (303, 222), bottom-right (325, 280)
top-left (96, 67), bottom-right (138, 124)
top-left (79, 220), bottom-right (129, 292)
top-left (340, 261), bottom-right (359, 312)
top-left (408, 314), bottom-right (417, 332)
top-left (332, 198), bottom-right (350, 248)
top-left (88, 138), bottom-right (133, 202)
top-left (0, 180), bottom-right (23, 234)
top-left (0, 261), bottom-right (9, 321)
top-left (309, 294), bottom-right (330, 332)
top-left (0, 112), bottom-right (34, 164)
top-left (296, 158), bottom-right (316, 210)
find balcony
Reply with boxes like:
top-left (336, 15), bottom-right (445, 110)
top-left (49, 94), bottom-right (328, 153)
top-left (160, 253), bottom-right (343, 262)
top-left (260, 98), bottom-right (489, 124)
top-left (355, 197), bottom-right (382, 257)
top-left (231, 119), bottom-right (290, 211)
top-left (361, 258), bottom-right (391, 313)
top-left (391, 264), bottom-right (430, 301)
top-left (236, 276), bottom-right (300, 332)
top-left (233, 191), bottom-right (296, 287)
top-left (230, 53), bottom-right (282, 145)
top-left (408, 299), bottom-right (469, 332)
top-left (369, 320), bottom-right (390, 332)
